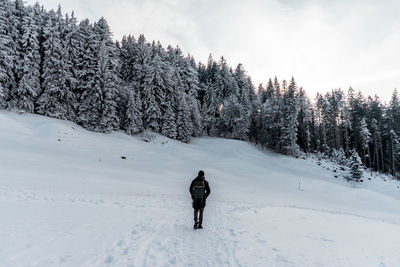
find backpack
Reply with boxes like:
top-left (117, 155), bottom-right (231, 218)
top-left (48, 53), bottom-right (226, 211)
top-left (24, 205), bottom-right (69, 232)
top-left (192, 180), bottom-right (205, 199)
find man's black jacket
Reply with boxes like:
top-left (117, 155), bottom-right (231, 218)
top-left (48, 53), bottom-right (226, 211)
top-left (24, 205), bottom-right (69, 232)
top-left (189, 176), bottom-right (210, 208)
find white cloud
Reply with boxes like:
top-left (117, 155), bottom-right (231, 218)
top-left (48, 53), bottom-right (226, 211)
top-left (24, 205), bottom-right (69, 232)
top-left (26, 0), bottom-right (400, 101)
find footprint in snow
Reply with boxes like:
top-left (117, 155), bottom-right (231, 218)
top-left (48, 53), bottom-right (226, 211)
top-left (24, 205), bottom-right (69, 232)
top-left (321, 237), bottom-right (335, 243)
top-left (105, 255), bottom-right (113, 264)
top-left (228, 228), bottom-right (236, 236)
top-left (257, 239), bottom-right (267, 244)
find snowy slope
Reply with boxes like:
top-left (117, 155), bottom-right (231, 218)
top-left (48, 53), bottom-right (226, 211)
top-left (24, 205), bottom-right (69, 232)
top-left (1, 111), bottom-right (400, 267)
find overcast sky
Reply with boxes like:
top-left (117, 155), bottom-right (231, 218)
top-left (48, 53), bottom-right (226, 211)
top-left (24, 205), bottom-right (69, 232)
top-left (26, 0), bottom-right (400, 102)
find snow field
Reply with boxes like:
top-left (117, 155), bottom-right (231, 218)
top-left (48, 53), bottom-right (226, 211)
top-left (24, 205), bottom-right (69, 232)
top-left (1, 111), bottom-right (400, 266)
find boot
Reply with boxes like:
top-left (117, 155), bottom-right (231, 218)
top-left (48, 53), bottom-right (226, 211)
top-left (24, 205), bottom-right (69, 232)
top-left (198, 224), bottom-right (203, 229)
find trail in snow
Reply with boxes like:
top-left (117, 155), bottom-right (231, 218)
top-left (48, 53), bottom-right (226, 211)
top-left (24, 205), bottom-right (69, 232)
top-left (1, 187), bottom-right (400, 266)
top-left (83, 198), bottom-right (238, 267)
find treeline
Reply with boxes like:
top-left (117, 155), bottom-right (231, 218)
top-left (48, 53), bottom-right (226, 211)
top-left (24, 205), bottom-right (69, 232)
top-left (0, 0), bottom-right (254, 143)
top-left (1, 0), bottom-right (400, 177)
top-left (254, 79), bottom-right (400, 177)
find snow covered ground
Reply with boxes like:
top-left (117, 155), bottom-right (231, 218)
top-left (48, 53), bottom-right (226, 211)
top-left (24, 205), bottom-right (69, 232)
top-left (1, 110), bottom-right (400, 267)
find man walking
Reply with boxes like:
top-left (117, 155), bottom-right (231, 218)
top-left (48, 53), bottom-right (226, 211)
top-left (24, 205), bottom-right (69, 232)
top-left (189, 170), bottom-right (211, 230)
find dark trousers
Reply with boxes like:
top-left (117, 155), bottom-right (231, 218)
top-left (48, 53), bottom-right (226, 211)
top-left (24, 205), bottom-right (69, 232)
top-left (194, 208), bottom-right (204, 225)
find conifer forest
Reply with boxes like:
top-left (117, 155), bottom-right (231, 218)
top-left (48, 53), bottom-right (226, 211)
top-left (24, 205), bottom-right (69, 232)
top-left (1, 0), bottom-right (400, 178)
